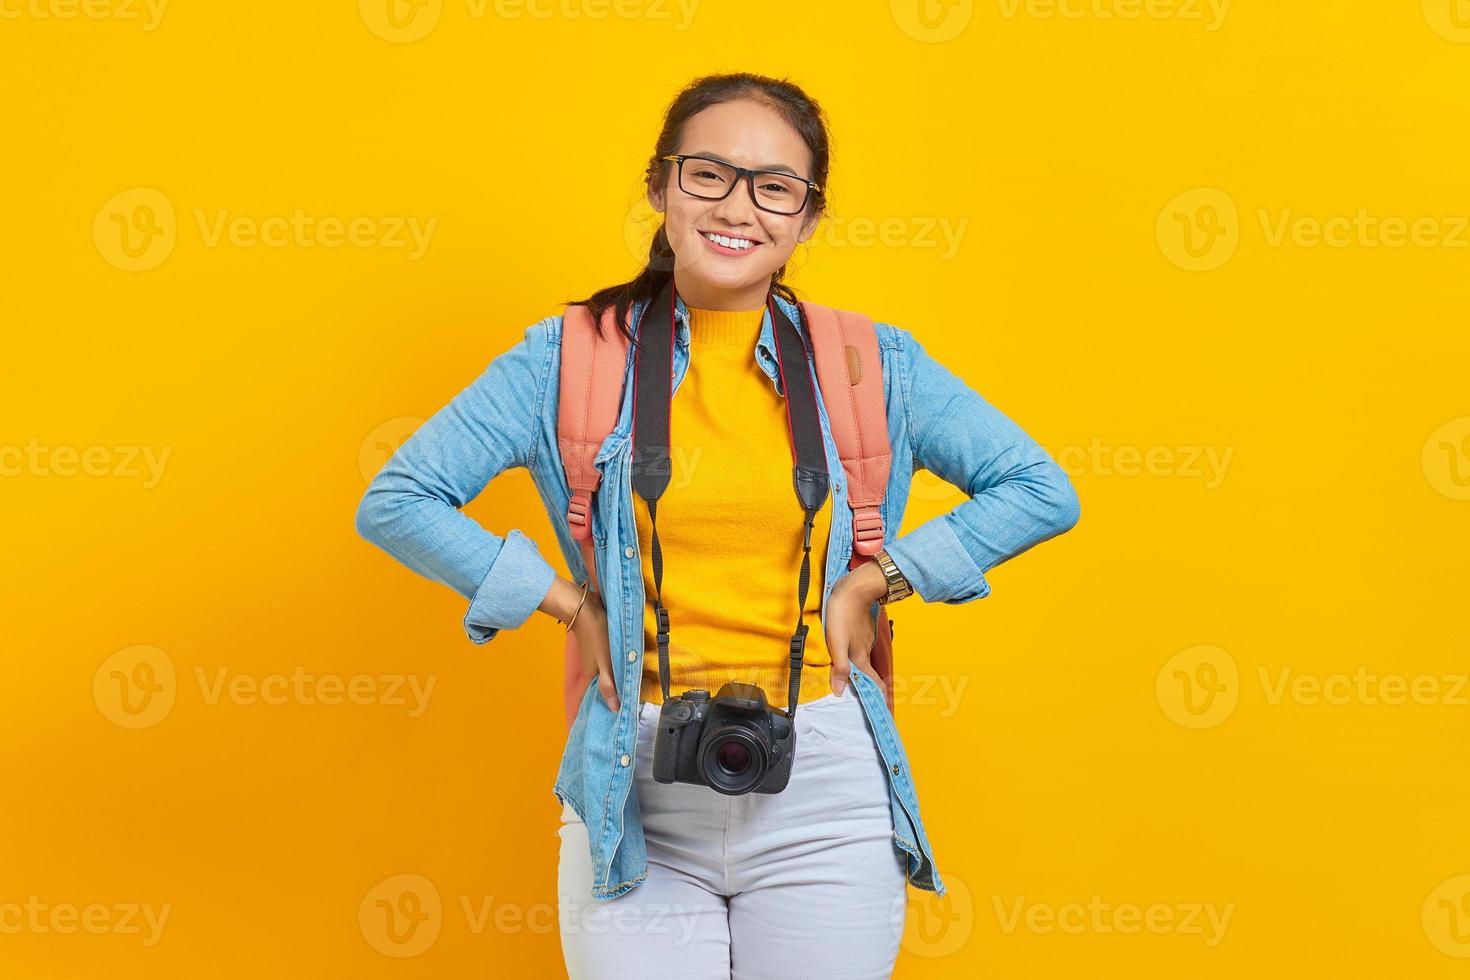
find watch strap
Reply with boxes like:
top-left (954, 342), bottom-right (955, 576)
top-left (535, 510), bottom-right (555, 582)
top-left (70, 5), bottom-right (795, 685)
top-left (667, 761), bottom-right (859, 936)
top-left (873, 548), bottom-right (913, 604)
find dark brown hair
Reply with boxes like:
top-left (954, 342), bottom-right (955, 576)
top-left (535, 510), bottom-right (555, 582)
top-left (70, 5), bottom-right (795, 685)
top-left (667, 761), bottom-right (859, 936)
top-left (564, 72), bottom-right (832, 343)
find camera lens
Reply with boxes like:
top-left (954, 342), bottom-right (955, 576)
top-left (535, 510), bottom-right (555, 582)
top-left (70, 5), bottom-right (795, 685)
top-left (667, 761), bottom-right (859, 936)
top-left (715, 740), bottom-right (750, 774)
top-left (698, 725), bottom-right (768, 795)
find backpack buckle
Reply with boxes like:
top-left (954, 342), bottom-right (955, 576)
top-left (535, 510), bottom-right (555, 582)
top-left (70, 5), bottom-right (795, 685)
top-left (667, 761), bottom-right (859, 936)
top-left (567, 492), bottom-right (592, 541)
top-left (851, 505), bottom-right (885, 556)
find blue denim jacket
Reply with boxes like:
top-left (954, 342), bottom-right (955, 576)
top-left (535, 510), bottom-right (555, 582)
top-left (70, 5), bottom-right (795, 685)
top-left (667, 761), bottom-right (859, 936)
top-left (355, 291), bottom-right (1080, 902)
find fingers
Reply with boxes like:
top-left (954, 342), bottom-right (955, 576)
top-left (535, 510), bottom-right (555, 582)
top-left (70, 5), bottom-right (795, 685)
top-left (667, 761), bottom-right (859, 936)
top-left (828, 626), bottom-right (850, 696)
top-left (831, 637), bottom-right (882, 699)
top-left (595, 643), bottom-right (620, 713)
top-left (572, 595), bottom-right (620, 713)
top-left (828, 620), bottom-right (881, 697)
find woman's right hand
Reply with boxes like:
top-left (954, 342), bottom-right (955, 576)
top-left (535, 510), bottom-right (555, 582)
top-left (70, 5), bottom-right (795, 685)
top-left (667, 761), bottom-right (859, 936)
top-left (541, 577), bottom-right (620, 713)
top-left (571, 589), bottom-right (618, 713)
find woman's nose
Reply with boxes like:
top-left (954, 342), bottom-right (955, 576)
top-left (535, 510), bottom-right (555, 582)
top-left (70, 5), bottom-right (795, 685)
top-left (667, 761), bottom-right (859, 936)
top-left (712, 175), bottom-right (758, 225)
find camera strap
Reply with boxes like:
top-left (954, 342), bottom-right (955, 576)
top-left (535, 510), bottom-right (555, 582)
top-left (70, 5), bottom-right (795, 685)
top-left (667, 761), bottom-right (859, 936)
top-left (630, 276), bottom-right (830, 720)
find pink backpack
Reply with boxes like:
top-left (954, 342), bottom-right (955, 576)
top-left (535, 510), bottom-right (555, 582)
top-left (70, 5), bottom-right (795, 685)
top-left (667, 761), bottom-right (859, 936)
top-left (556, 299), bottom-right (896, 726)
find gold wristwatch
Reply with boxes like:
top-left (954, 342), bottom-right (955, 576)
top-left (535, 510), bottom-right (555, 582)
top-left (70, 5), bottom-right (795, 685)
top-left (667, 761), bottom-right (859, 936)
top-left (871, 548), bottom-right (914, 604)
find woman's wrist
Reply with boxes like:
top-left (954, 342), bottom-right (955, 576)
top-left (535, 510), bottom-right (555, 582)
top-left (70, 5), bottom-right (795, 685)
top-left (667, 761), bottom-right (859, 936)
top-left (538, 576), bottom-right (586, 623)
top-left (843, 559), bottom-right (891, 605)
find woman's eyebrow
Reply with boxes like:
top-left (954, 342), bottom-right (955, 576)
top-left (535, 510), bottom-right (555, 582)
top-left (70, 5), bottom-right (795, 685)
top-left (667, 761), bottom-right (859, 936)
top-left (687, 150), bottom-right (799, 176)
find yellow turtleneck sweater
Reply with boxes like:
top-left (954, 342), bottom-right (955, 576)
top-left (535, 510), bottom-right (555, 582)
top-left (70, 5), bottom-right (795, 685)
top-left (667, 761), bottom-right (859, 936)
top-left (636, 304), bottom-right (835, 707)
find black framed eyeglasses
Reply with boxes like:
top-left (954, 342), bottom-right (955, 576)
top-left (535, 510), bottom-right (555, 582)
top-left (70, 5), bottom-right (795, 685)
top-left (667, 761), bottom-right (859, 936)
top-left (659, 154), bottom-right (820, 216)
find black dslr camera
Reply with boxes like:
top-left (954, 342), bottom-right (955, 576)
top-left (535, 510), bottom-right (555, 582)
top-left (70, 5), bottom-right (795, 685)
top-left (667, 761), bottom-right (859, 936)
top-left (651, 682), bottom-right (795, 795)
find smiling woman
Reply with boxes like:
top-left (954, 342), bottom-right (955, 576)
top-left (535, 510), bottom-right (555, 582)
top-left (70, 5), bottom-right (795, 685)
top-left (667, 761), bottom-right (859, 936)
top-left (356, 70), bottom-right (1081, 980)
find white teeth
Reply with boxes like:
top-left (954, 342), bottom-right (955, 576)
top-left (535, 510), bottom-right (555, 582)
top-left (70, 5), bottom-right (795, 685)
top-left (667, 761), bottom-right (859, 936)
top-left (703, 231), bottom-right (755, 250)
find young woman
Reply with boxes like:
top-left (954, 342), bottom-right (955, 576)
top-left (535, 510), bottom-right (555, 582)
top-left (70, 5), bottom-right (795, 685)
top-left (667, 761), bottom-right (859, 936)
top-left (356, 72), bottom-right (1080, 979)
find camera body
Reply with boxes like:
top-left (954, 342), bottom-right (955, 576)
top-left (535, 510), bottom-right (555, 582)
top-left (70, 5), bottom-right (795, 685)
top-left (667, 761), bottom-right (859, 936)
top-left (651, 682), bottom-right (795, 795)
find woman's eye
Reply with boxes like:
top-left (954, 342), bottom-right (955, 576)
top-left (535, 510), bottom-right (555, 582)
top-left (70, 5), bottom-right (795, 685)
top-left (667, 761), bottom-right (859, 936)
top-left (759, 183), bottom-right (793, 196)
top-left (691, 169), bottom-right (725, 182)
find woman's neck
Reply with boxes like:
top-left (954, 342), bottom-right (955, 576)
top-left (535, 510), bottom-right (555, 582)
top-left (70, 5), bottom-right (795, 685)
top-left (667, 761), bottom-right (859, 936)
top-left (673, 272), bottom-right (770, 312)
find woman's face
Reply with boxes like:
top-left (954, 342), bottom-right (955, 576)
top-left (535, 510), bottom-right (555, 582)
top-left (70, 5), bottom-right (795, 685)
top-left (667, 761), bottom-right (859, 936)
top-left (648, 98), bottom-right (821, 311)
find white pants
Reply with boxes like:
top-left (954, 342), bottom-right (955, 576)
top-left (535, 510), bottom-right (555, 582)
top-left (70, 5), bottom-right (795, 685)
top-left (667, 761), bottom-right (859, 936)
top-left (556, 686), bottom-right (908, 980)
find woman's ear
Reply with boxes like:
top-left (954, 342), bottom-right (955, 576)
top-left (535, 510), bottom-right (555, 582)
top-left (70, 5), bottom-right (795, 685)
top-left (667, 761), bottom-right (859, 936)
top-left (646, 182), bottom-right (665, 213)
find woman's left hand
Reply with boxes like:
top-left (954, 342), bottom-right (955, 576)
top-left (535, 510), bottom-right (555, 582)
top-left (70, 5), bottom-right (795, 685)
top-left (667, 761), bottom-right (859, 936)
top-left (824, 559), bottom-right (890, 699)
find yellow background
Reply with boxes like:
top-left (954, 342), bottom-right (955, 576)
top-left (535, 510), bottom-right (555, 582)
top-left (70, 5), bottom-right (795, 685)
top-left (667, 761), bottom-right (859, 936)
top-left (3, 1), bottom-right (1469, 976)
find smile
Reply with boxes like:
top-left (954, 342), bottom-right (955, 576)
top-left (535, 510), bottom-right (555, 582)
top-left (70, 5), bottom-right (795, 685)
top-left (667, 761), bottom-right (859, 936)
top-left (700, 230), bottom-right (760, 253)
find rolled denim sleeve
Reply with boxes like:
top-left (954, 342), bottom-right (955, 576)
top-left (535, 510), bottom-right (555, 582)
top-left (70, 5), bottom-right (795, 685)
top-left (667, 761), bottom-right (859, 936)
top-left (354, 318), bottom-right (560, 644)
top-left (883, 327), bottom-right (1080, 604)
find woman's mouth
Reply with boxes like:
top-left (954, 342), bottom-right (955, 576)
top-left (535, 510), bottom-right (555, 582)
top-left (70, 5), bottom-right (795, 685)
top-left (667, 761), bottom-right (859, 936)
top-left (699, 230), bottom-right (761, 256)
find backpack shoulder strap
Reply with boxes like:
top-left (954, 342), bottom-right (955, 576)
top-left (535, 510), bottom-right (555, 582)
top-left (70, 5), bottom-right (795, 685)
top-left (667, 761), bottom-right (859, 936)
top-left (558, 303), bottom-right (631, 728)
top-left (799, 300), bottom-right (892, 558)
top-left (800, 299), bottom-right (899, 713)
top-left (557, 303), bottom-right (631, 550)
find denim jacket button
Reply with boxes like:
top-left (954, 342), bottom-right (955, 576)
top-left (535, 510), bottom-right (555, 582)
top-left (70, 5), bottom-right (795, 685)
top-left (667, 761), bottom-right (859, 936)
top-left (626, 650), bottom-right (637, 662)
top-left (624, 546), bottom-right (635, 559)
top-left (620, 754), bottom-right (631, 767)
top-left (891, 763), bottom-right (901, 775)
